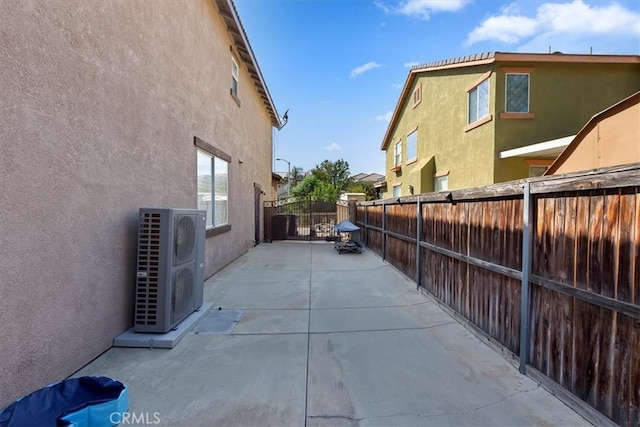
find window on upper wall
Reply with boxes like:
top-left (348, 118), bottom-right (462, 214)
top-left (406, 130), bottom-right (417, 163)
top-left (231, 56), bottom-right (239, 98)
top-left (197, 150), bottom-right (229, 229)
top-left (392, 184), bottom-right (401, 198)
top-left (394, 141), bottom-right (402, 167)
top-left (412, 83), bottom-right (422, 107)
top-left (506, 73), bottom-right (530, 113)
top-left (468, 78), bottom-right (489, 125)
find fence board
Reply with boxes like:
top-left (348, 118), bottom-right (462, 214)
top-left (617, 189), bottom-right (635, 303)
top-left (634, 189), bottom-right (640, 306)
top-left (588, 192), bottom-right (604, 294)
top-left (602, 190), bottom-right (620, 299)
top-left (575, 194), bottom-right (591, 291)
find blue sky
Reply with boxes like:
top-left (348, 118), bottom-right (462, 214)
top-left (234, 0), bottom-right (640, 176)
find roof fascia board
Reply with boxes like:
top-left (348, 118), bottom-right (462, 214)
top-left (499, 135), bottom-right (574, 159)
top-left (494, 52), bottom-right (640, 64)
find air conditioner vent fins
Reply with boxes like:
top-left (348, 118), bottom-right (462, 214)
top-left (133, 208), bottom-right (206, 333)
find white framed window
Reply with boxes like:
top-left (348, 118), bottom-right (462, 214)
top-left (392, 184), bottom-right (401, 198)
top-left (231, 57), bottom-right (239, 98)
top-left (468, 78), bottom-right (489, 124)
top-left (406, 130), bottom-right (417, 163)
top-left (435, 175), bottom-right (448, 192)
top-left (506, 73), bottom-right (529, 113)
top-left (394, 141), bottom-right (402, 167)
top-left (197, 150), bottom-right (229, 228)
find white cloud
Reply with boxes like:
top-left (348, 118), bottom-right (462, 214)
top-left (379, 0), bottom-right (470, 20)
top-left (467, 0), bottom-right (640, 45)
top-left (375, 111), bottom-right (394, 122)
top-left (325, 143), bottom-right (342, 152)
top-left (468, 15), bottom-right (538, 44)
top-left (404, 61), bottom-right (421, 68)
top-left (350, 61), bottom-right (382, 78)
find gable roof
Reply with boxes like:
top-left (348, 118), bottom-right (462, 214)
top-left (214, 0), bottom-right (282, 128)
top-left (352, 172), bottom-right (385, 183)
top-left (545, 91), bottom-right (640, 175)
top-left (380, 52), bottom-right (640, 150)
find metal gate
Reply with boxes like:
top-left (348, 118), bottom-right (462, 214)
top-left (264, 197), bottom-right (349, 241)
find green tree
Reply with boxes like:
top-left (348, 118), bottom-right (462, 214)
top-left (346, 181), bottom-right (377, 201)
top-left (311, 159), bottom-right (352, 191)
top-left (289, 166), bottom-right (304, 189)
top-left (291, 174), bottom-right (340, 202)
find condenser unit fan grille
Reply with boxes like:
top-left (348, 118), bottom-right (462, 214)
top-left (171, 267), bottom-right (194, 324)
top-left (135, 212), bottom-right (161, 326)
top-left (173, 215), bottom-right (196, 265)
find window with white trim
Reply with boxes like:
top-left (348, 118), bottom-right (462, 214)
top-left (406, 130), bottom-right (417, 163)
top-left (506, 73), bottom-right (529, 113)
top-left (231, 57), bottom-right (239, 98)
top-left (468, 78), bottom-right (489, 124)
top-left (435, 175), bottom-right (448, 192)
top-left (394, 141), bottom-right (402, 167)
top-left (197, 150), bottom-right (229, 228)
top-left (392, 184), bottom-right (401, 197)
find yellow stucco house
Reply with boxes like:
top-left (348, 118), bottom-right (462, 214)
top-left (378, 52), bottom-right (640, 198)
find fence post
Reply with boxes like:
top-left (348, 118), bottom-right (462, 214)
top-left (415, 201), bottom-right (422, 288)
top-left (519, 182), bottom-right (533, 374)
top-left (364, 204), bottom-right (369, 247)
top-left (382, 202), bottom-right (386, 261)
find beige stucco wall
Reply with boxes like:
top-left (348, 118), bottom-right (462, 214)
top-left (0, 0), bottom-right (274, 407)
top-left (551, 100), bottom-right (640, 174)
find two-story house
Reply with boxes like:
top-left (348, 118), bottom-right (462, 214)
top-left (378, 52), bottom-right (640, 197)
top-left (0, 0), bottom-right (281, 408)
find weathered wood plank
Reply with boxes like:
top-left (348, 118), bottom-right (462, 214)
top-left (634, 188), bottom-right (640, 306)
top-left (575, 193), bottom-right (591, 291)
top-left (560, 292), bottom-right (573, 390)
top-left (583, 304), bottom-right (601, 410)
top-left (629, 316), bottom-right (640, 426)
top-left (595, 308), bottom-right (613, 417)
top-left (617, 189), bottom-right (635, 303)
top-left (602, 190), bottom-right (620, 299)
top-left (588, 191), bottom-right (604, 295)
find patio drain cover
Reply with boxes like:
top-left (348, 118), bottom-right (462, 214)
top-left (191, 309), bottom-right (243, 335)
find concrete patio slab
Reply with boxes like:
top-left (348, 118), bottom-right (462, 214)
top-left (74, 241), bottom-right (591, 427)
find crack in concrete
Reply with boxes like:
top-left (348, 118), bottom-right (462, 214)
top-left (307, 384), bottom-right (542, 423)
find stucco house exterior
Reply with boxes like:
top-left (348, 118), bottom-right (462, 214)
top-left (0, 0), bottom-right (281, 408)
top-left (546, 91), bottom-right (640, 175)
top-left (378, 52), bottom-right (640, 197)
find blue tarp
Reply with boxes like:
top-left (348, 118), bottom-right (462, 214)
top-left (0, 376), bottom-right (128, 427)
top-left (333, 220), bottom-right (360, 233)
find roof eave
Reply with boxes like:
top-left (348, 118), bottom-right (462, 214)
top-left (214, 0), bottom-right (282, 128)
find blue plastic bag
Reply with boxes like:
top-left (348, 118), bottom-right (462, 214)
top-left (0, 376), bottom-right (128, 427)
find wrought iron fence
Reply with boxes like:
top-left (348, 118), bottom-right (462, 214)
top-left (264, 197), bottom-right (350, 241)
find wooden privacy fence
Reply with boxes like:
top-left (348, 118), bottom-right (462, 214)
top-left (355, 164), bottom-right (640, 426)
